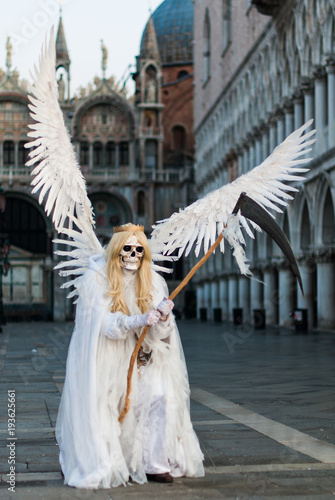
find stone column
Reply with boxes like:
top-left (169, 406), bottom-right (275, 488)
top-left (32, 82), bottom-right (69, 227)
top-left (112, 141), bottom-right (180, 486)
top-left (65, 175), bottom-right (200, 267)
top-left (14, 142), bottom-right (19, 169)
top-left (278, 263), bottom-right (295, 326)
top-left (196, 285), bottom-right (204, 320)
top-left (326, 58), bottom-right (335, 148)
top-left (228, 275), bottom-right (238, 322)
top-left (158, 140), bottom-right (163, 170)
top-left (236, 145), bottom-right (244, 177)
top-left (263, 266), bottom-right (278, 325)
top-left (211, 281), bottom-right (220, 320)
top-left (255, 138), bottom-right (262, 166)
top-left (269, 116), bottom-right (277, 152)
top-left (243, 142), bottom-right (249, 173)
top-left (219, 278), bottom-right (228, 320)
top-left (301, 77), bottom-right (314, 123)
top-left (204, 282), bottom-right (211, 320)
top-left (293, 90), bottom-right (304, 130)
top-left (313, 66), bottom-right (327, 154)
top-left (0, 142), bottom-right (3, 167)
top-left (89, 143), bottom-right (93, 169)
top-left (283, 98), bottom-right (294, 137)
top-left (247, 134), bottom-right (255, 170)
top-left (115, 144), bottom-right (120, 169)
top-left (297, 258), bottom-right (315, 328)
top-left (129, 140), bottom-right (135, 170)
top-left (316, 252), bottom-right (335, 329)
top-left (276, 110), bottom-right (285, 145)
top-left (250, 270), bottom-right (263, 311)
top-left (239, 276), bottom-right (250, 322)
top-left (260, 123), bottom-right (269, 162)
top-left (27, 265), bottom-right (32, 303)
top-left (254, 130), bottom-right (262, 166)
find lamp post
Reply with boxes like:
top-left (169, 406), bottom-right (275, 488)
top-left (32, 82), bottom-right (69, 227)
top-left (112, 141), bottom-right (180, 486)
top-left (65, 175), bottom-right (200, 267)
top-left (0, 187), bottom-right (10, 332)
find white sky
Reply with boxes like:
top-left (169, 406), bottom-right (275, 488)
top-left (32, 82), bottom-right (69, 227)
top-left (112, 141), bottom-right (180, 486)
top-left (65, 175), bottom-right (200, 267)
top-left (0, 0), bottom-right (163, 96)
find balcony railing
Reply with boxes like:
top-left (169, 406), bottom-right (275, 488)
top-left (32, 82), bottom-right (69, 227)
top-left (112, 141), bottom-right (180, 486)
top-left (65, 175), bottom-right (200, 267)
top-left (0, 165), bottom-right (193, 185)
top-left (84, 166), bottom-right (192, 183)
top-left (139, 126), bottom-right (162, 137)
top-left (0, 165), bottom-right (31, 182)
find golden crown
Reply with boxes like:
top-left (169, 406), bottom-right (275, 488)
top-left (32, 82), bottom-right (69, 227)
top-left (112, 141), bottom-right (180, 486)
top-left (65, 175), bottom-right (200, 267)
top-left (113, 223), bottom-right (144, 234)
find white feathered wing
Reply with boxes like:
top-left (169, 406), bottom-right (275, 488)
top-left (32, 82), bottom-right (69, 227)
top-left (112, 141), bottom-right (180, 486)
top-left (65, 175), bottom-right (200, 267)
top-left (150, 121), bottom-right (316, 275)
top-left (25, 28), bottom-right (102, 299)
top-left (26, 29), bottom-right (315, 286)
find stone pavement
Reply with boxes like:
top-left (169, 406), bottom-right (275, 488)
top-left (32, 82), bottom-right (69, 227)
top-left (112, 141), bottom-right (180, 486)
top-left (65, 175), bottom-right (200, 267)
top-left (1, 319), bottom-right (335, 499)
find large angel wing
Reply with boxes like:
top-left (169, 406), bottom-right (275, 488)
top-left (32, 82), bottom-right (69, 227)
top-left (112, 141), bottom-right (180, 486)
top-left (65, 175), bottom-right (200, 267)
top-left (150, 120), bottom-right (316, 276)
top-left (25, 28), bottom-right (102, 298)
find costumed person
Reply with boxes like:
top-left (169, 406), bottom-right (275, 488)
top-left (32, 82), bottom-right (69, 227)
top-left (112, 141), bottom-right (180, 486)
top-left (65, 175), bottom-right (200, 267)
top-left (55, 223), bottom-right (205, 488)
top-left (25, 30), bottom-right (315, 490)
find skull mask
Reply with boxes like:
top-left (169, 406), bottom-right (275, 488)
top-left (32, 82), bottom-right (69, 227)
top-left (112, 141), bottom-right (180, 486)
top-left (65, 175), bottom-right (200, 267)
top-left (119, 235), bottom-right (144, 271)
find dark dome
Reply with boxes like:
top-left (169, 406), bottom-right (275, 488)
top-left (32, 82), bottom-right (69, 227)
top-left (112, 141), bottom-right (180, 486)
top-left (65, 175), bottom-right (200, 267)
top-left (140, 0), bottom-right (193, 65)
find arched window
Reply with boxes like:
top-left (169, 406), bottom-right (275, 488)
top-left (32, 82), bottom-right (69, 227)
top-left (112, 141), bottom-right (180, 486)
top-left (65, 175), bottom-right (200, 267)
top-left (137, 190), bottom-right (145, 216)
top-left (203, 10), bottom-right (211, 83)
top-left (119, 142), bottom-right (129, 166)
top-left (19, 141), bottom-right (28, 166)
top-left (4, 197), bottom-right (49, 254)
top-left (222, 0), bottom-right (232, 53)
top-left (4, 141), bottom-right (14, 166)
top-left (322, 189), bottom-right (335, 244)
top-left (106, 141), bottom-right (115, 167)
top-left (93, 141), bottom-right (103, 167)
top-left (80, 141), bottom-right (89, 166)
top-left (173, 125), bottom-right (186, 151)
top-left (173, 125), bottom-right (186, 163)
top-left (301, 203), bottom-right (311, 250)
top-left (178, 70), bottom-right (188, 80)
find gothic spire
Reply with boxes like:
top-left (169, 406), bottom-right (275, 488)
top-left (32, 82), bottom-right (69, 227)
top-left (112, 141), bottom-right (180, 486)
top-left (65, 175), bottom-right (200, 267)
top-left (6, 36), bottom-right (12, 74)
top-left (55, 10), bottom-right (71, 102)
top-left (56, 12), bottom-right (71, 69)
top-left (141, 15), bottom-right (161, 64)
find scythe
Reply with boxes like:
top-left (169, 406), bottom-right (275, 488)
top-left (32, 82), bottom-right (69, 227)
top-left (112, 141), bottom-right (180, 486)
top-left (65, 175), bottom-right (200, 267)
top-left (119, 193), bottom-right (302, 423)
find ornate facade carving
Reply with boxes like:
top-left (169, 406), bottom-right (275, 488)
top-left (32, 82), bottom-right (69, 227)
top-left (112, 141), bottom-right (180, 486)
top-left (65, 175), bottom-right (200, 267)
top-left (1, 2), bottom-right (195, 320)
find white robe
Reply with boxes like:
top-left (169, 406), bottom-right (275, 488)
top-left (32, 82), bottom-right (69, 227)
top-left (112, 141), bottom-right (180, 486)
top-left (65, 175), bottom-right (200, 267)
top-left (56, 254), bottom-right (204, 489)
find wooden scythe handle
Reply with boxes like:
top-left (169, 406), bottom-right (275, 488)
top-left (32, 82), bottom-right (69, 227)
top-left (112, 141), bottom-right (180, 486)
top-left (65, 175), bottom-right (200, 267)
top-left (118, 231), bottom-right (224, 423)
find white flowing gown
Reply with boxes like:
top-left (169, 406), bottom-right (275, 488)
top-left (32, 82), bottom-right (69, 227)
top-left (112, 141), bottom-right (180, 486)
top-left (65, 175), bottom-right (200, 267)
top-left (56, 254), bottom-right (204, 489)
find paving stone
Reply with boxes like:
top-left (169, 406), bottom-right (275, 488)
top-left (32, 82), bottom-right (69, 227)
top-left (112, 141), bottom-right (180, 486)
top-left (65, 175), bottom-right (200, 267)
top-left (1, 320), bottom-right (335, 499)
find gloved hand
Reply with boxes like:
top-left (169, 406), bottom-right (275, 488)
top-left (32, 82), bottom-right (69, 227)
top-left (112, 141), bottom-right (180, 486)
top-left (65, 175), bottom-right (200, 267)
top-left (124, 310), bottom-right (161, 330)
top-left (157, 298), bottom-right (174, 318)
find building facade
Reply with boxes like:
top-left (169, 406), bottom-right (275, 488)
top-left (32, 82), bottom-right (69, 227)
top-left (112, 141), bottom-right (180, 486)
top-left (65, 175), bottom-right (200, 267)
top-left (0, 0), bottom-right (195, 321)
top-left (193, 0), bottom-right (335, 329)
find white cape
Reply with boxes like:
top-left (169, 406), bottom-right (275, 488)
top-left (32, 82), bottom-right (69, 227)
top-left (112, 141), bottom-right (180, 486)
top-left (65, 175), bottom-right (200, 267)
top-left (56, 254), bottom-right (204, 489)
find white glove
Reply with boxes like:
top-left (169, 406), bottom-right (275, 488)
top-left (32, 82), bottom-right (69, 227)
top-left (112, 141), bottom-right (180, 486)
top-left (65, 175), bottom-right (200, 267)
top-left (157, 298), bottom-right (174, 318)
top-left (124, 310), bottom-right (161, 330)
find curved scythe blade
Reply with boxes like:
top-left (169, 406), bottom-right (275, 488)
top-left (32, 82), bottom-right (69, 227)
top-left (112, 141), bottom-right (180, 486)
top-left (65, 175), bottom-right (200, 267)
top-left (232, 193), bottom-right (303, 295)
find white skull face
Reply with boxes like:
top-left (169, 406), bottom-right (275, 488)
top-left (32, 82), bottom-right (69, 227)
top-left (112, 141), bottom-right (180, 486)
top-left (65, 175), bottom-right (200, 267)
top-left (119, 235), bottom-right (144, 270)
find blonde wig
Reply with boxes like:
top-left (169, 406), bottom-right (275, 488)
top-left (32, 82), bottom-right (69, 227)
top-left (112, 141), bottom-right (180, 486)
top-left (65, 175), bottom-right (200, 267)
top-left (106, 230), bottom-right (153, 315)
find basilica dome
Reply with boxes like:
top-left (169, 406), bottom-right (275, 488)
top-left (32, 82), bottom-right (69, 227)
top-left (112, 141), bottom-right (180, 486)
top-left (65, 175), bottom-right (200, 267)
top-left (140, 0), bottom-right (194, 65)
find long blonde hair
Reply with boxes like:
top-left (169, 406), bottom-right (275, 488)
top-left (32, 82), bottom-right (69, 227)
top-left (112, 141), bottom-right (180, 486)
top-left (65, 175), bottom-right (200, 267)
top-left (106, 230), bottom-right (153, 315)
